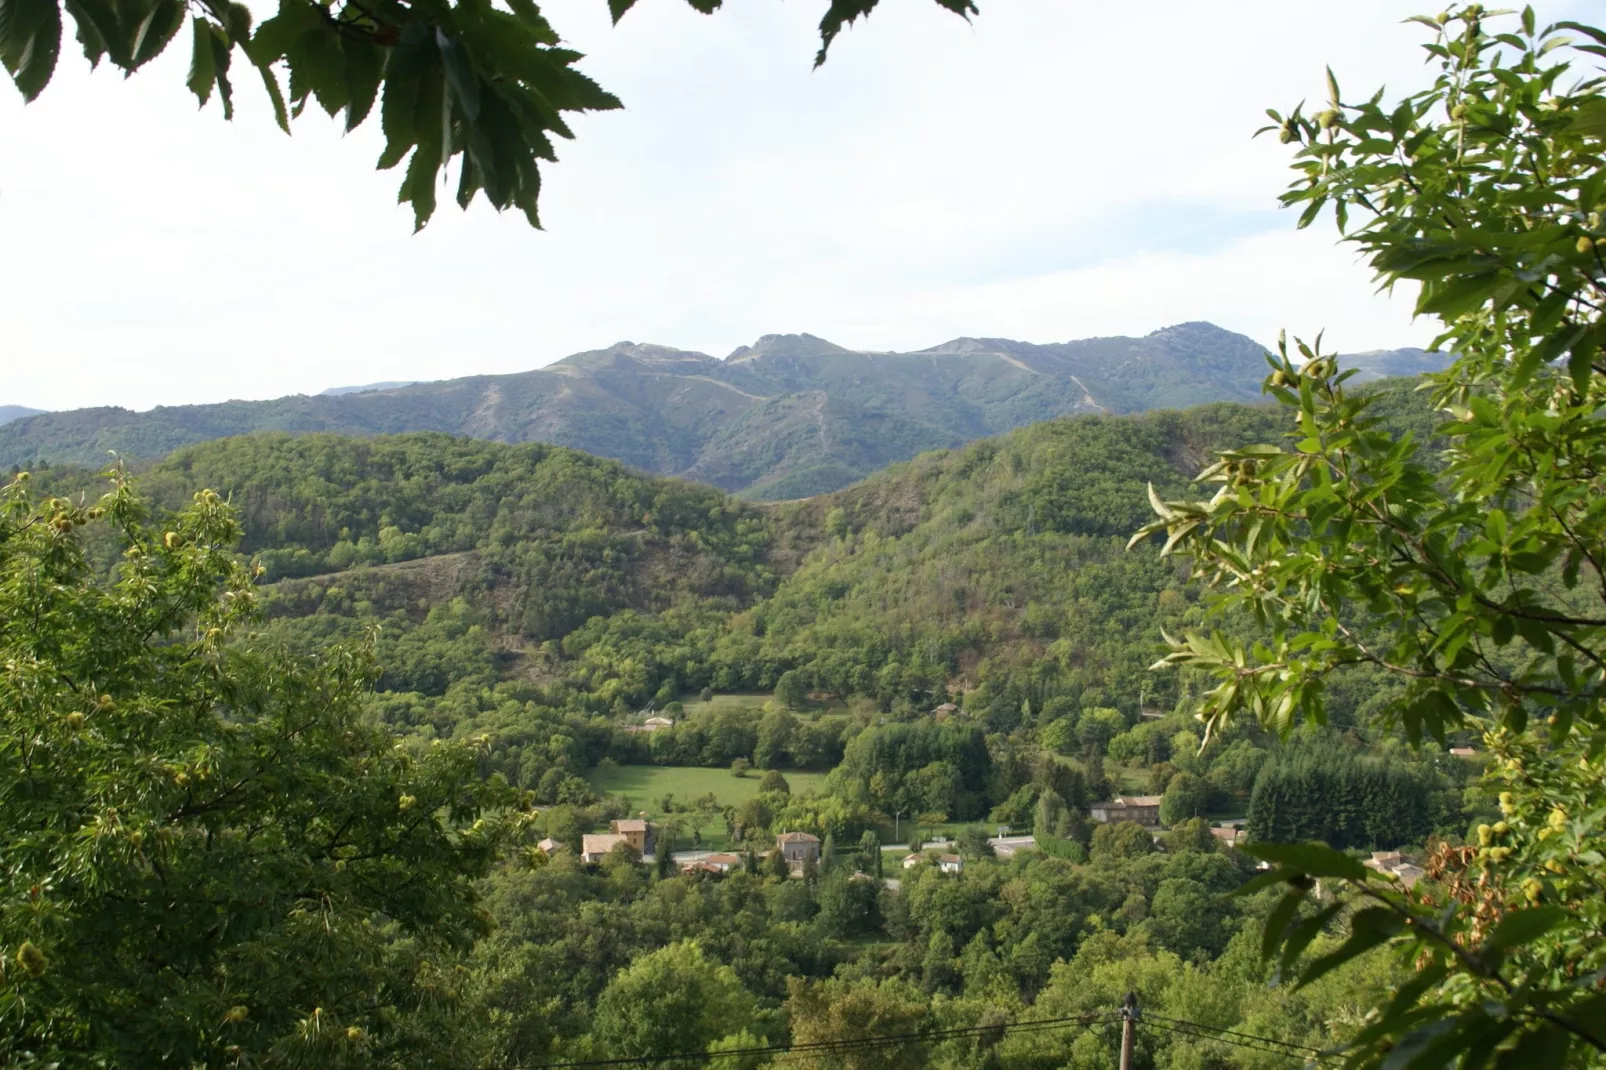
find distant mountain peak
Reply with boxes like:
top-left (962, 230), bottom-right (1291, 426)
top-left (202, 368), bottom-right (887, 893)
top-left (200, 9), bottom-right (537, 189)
top-left (1145, 321), bottom-right (1265, 345)
top-left (918, 337), bottom-right (1017, 355)
top-left (557, 342), bottom-right (716, 370)
top-left (726, 333), bottom-right (852, 361)
top-left (0, 405), bottom-right (46, 427)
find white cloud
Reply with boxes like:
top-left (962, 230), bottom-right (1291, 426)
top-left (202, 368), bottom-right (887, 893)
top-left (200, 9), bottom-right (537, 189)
top-left (0, 0), bottom-right (1588, 409)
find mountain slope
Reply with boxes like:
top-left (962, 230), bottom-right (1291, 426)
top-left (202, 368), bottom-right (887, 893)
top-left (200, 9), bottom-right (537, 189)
top-left (0, 405), bottom-right (45, 426)
top-left (0, 324), bottom-right (1429, 497)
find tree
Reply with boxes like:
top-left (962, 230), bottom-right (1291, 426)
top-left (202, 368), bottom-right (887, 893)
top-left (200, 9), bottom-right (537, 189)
top-left (759, 769), bottom-right (792, 796)
top-left (0, 0), bottom-right (979, 229)
top-left (755, 708), bottom-right (797, 769)
top-left (1162, 816), bottom-right (1216, 855)
top-left (1089, 821), bottom-right (1152, 862)
top-left (816, 872), bottom-right (879, 937)
top-left (786, 977), bottom-right (928, 1070)
top-left (1158, 771), bottom-right (1209, 826)
top-left (730, 757), bottom-right (750, 778)
top-left (859, 829), bottom-right (883, 879)
top-left (1040, 716), bottom-right (1079, 755)
top-left (655, 829), bottom-right (677, 879)
top-left (774, 670), bottom-right (808, 710)
top-left (1076, 707), bottom-right (1126, 756)
top-left (1137, 9), bottom-right (1606, 1062)
top-left (591, 941), bottom-right (756, 1059)
top-left (1034, 788), bottom-right (1066, 837)
top-left (821, 831), bottom-right (837, 870)
top-left (0, 475), bottom-right (513, 1066)
top-left (1149, 877), bottom-right (1233, 961)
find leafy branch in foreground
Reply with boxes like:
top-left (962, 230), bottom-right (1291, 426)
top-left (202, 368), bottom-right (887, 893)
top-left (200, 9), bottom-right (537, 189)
top-left (1132, 6), bottom-right (1606, 1065)
top-left (0, 0), bottom-right (977, 229)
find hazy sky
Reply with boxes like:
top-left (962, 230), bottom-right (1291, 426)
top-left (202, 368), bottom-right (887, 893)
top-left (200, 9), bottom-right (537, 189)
top-left (1, 2), bottom-right (1586, 411)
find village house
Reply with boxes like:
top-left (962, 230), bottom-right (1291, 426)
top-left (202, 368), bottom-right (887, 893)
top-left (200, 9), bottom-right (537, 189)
top-left (1365, 850), bottom-right (1426, 888)
top-left (536, 837), bottom-right (563, 855)
top-left (1209, 826), bottom-right (1243, 847)
top-left (610, 818), bottom-right (654, 855)
top-left (776, 831), bottom-right (820, 865)
top-left (580, 833), bottom-right (631, 863)
top-left (622, 715), bottom-right (676, 735)
top-left (680, 860), bottom-right (726, 876)
top-left (903, 851), bottom-right (964, 874)
top-left (703, 852), bottom-right (742, 874)
top-left (1448, 746), bottom-right (1478, 758)
top-left (1089, 796), bottom-right (1163, 827)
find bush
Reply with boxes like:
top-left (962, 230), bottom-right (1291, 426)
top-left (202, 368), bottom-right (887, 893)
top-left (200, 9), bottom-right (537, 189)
top-left (731, 757), bottom-right (751, 778)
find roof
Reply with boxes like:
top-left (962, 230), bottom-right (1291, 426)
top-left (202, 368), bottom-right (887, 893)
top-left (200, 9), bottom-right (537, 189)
top-left (1209, 827), bottom-right (1240, 843)
top-left (1449, 747), bottom-right (1478, 756)
top-left (705, 853), bottom-right (742, 865)
top-left (681, 861), bottom-right (725, 874)
top-left (536, 837), bottom-right (563, 852)
top-left (933, 703), bottom-right (958, 713)
top-left (1119, 795), bottom-right (1163, 808)
top-left (777, 831), bottom-right (820, 844)
top-left (613, 819), bottom-right (649, 833)
top-left (902, 854), bottom-right (924, 868)
top-left (938, 854), bottom-right (962, 865)
top-left (644, 716), bottom-right (674, 726)
top-left (582, 833), bottom-right (629, 856)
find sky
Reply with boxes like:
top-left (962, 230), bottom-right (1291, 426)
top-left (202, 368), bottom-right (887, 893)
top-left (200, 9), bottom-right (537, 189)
top-left (0, 1), bottom-right (1588, 411)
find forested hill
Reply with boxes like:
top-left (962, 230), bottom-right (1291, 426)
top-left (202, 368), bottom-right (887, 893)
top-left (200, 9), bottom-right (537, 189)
top-left (33, 382), bottom-right (1429, 750)
top-left (0, 323), bottom-right (1443, 498)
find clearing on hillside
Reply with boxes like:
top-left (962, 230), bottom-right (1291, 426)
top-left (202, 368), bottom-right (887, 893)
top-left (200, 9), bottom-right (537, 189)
top-left (586, 765), bottom-right (831, 851)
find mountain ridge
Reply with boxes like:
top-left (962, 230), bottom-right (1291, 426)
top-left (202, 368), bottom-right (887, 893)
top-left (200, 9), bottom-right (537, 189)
top-left (0, 405), bottom-right (46, 426)
top-left (0, 323), bottom-right (1445, 497)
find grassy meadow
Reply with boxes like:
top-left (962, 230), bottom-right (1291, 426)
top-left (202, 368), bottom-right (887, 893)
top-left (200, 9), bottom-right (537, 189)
top-left (585, 764), bottom-right (831, 851)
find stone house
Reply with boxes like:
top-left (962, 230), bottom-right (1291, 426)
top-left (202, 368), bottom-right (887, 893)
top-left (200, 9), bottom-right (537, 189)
top-left (1089, 796), bottom-right (1162, 827)
top-left (581, 833), bottom-right (631, 863)
top-left (776, 831), bottom-right (820, 865)
top-left (611, 818), bottom-right (654, 855)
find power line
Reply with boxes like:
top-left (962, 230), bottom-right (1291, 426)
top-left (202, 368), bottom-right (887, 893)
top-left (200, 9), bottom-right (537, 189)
top-left (768, 1015), bottom-right (1115, 1067)
top-left (1141, 1017), bottom-right (1332, 1065)
top-left (523, 1001), bottom-right (1332, 1069)
top-left (525, 1011), bottom-right (1121, 1069)
top-left (1142, 1012), bottom-right (1329, 1058)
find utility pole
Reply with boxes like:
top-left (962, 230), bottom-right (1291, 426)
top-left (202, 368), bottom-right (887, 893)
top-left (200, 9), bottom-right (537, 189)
top-left (1118, 991), bottom-right (1138, 1070)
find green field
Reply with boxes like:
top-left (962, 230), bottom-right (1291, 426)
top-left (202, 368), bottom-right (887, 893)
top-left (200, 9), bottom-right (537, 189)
top-left (585, 764), bottom-right (831, 851)
top-left (674, 691), bottom-right (773, 716)
top-left (675, 691), bottom-right (850, 719)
